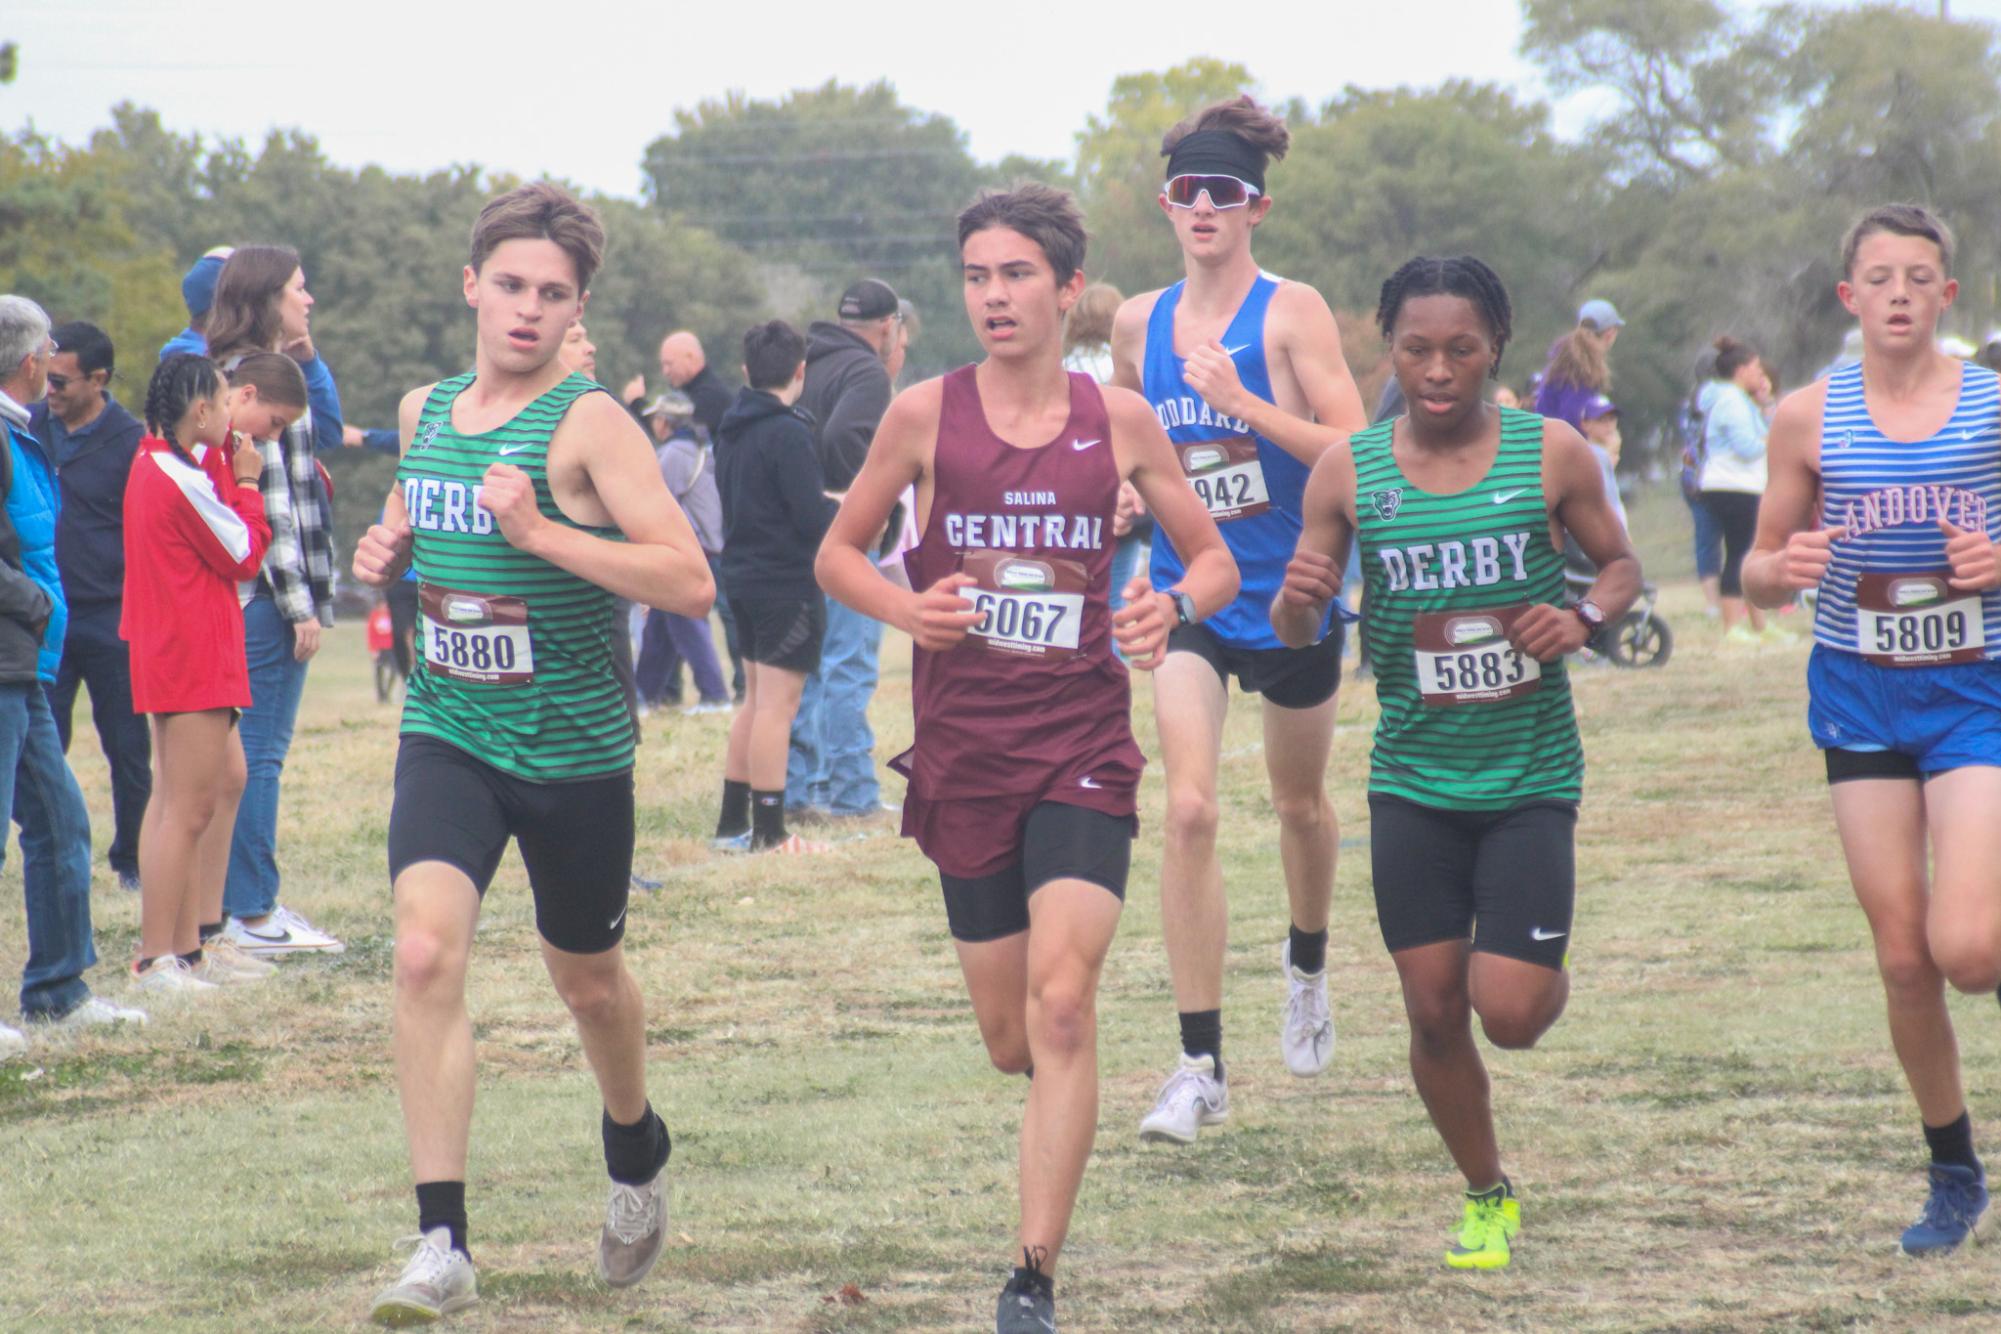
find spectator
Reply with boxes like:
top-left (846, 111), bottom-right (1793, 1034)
top-left (1576, 393), bottom-right (1629, 529)
top-left (158, 247), bottom-right (233, 363)
top-left (1678, 346), bottom-right (1725, 617)
top-left (711, 321), bottom-right (836, 854)
top-left (659, 330), bottom-right (734, 444)
top-left (206, 247), bottom-right (344, 957)
top-left (635, 391), bottom-right (732, 714)
top-left (787, 279), bottom-right (900, 824)
top-left (0, 297), bottom-right (144, 1035)
top-left (1978, 330), bottom-right (2001, 375)
top-left (1698, 335), bottom-right (1786, 646)
top-left (1533, 297), bottom-right (1622, 431)
top-left (30, 322), bottom-right (152, 893)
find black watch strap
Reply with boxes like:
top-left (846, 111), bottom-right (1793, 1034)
top-left (1170, 590), bottom-right (1198, 627)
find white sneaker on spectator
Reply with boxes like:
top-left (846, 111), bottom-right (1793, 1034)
top-left (0, 1021), bottom-right (25, 1060)
top-left (194, 935), bottom-right (276, 984)
top-left (370, 1228), bottom-right (477, 1326)
top-left (43, 996), bottom-right (149, 1029)
top-left (131, 956), bottom-right (218, 996)
top-left (227, 905), bottom-right (345, 956)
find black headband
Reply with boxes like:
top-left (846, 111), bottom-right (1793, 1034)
top-left (1163, 130), bottom-right (1267, 194)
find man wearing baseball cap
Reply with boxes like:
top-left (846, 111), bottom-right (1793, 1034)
top-left (157, 246), bottom-right (233, 362)
top-left (787, 278), bottom-right (903, 823)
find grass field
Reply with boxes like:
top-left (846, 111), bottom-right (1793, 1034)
top-left (4, 482), bottom-right (2000, 1331)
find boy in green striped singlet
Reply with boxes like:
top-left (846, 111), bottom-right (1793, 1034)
top-left (353, 184), bottom-right (715, 1325)
top-left (1274, 257), bottom-right (1640, 1271)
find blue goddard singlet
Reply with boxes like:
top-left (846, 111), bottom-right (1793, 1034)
top-left (1142, 274), bottom-right (1325, 649)
top-left (1812, 362), bottom-right (2001, 660)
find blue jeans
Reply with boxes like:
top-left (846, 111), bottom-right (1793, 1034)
top-left (637, 608), bottom-right (729, 705)
top-left (785, 595), bottom-right (882, 815)
top-left (223, 596), bottom-right (310, 921)
top-left (48, 600), bottom-right (150, 879)
top-left (1686, 489), bottom-right (1723, 580)
top-left (7, 682), bottom-right (97, 1018)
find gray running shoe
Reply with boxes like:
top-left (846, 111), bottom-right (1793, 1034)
top-left (995, 1268), bottom-right (1056, 1332)
top-left (597, 1167), bottom-right (668, 1288)
top-left (370, 1229), bottom-right (476, 1326)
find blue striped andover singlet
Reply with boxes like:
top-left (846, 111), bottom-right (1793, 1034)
top-left (1813, 361), bottom-right (2001, 657)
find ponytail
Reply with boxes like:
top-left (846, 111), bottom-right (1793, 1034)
top-left (145, 354), bottom-right (224, 458)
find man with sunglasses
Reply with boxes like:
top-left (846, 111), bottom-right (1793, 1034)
top-left (1110, 95), bottom-right (1366, 1144)
top-left (30, 321), bottom-right (150, 895)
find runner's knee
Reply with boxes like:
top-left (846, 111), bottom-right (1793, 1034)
top-left (1403, 986), bottom-right (1471, 1053)
top-left (1163, 787), bottom-right (1219, 844)
top-left (1874, 939), bottom-right (1943, 1001)
top-left (551, 960), bottom-right (626, 1025)
top-left (1928, 934), bottom-right (2001, 995)
top-left (1269, 787), bottom-right (1330, 833)
top-left (1027, 976), bottom-right (1094, 1058)
top-left (1476, 997), bottom-right (1558, 1051)
top-left (393, 928), bottom-right (466, 999)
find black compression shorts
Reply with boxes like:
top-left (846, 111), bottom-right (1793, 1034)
top-left (1167, 620), bottom-right (1344, 709)
top-left (934, 802), bottom-right (1134, 943)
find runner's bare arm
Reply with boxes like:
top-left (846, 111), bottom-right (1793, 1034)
top-left (1514, 421), bottom-right (1641, 661)
top-left (816, 381), bottom-right (982, 651)
top-left (1182, 283), bottom-right (1362, 468)
top-left (1743, 384), bottom-right (1834, 608)
top-left (1108, 389), bottom-right (1239, 668)
top-left (1272, 442), bottom-right (1357, 649)
top-left (353, 384), bottom-right (428, 587)
top-left (1107, 293), bottom-right (1156, 394)
top-left (481, 391), bottom-right (713, 617)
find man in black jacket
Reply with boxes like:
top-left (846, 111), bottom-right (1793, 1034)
top-left (659, 330), bottom-right (735, 447)
top-left (711, 321), bottom-right (836, 855)
top-left (786, 279), bottom-right (901, 824)
top-left (31, 321), bottom-right (149, 892)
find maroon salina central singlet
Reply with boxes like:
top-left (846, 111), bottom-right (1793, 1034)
top-left (891, 365), bottom-right (1145, 819)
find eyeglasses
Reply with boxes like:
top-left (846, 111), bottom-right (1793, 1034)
top-left (1163, 174), bottom-right (1261, 209)
top-left (45, 372), bottom-right (99, 392)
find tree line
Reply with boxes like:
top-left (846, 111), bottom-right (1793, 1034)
top-left (2, 0), bottom-right (1996, 540)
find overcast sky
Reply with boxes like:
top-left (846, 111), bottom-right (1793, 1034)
top-left (8, 1), bottom-right (2001, 200)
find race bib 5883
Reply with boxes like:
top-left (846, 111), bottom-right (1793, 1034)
top-left (1411, 605), bottom-right (1541, 706)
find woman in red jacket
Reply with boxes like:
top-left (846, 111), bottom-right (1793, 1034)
top-left (123, 352), bottom-right (298, 995)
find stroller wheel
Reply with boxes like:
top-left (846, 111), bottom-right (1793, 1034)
top-left (1607, 611), bottom-right (1672, 668)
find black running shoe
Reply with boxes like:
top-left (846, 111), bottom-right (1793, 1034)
top-left (995, 1266), bottom-right (1055, 1332)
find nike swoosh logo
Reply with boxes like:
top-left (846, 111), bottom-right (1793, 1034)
top-left (1529, 927), bottom-right (1566, 941)
top-left (1494, 489), bottom-right (1526, 504)
top-left (1079, 776), bottom-right (1102, 789)
top-left (608, 907), bottom-right (628, 931)
top-left (1071, 438), bottom-right (1101, 452)
top-left (1223, 344), bottom-right (1251, 357)
top-left (497, 443), bottom-right (534, 457)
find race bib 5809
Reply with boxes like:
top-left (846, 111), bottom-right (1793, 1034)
top-left (419, 583), bottom-right (535, 684)
top-left (1856, 572), bottom-right (1986, 667)
top-left (1411, 605), bottom-right (1541, 706)
top-left (959, 550), bottom-right (1087, 661)
top-left (1177, 435), bottom-right (1270, 522)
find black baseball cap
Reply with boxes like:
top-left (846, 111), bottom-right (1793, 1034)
top-left (838, 278), bottom-right (900, 321)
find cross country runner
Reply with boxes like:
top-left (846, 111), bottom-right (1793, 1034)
top-left (816, 182), bottom-right (1236, 1333)
top-left (1275, 255), bottom-right (1638, 1271)
top-left (352, 183), bottom-right (714, 1325)
top-left (1108, 94), bottom-right (1367, 1141)
top-left (1743, 203), bottom-right (2001, 1255)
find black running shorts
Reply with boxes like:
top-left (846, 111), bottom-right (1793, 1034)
top-left (936, 802), bottom-right (1134, 943)
top-left (1167, 620), bottom-right (1344, 709)
top-left (1367, 792), bottom-right (1576, 970)
top-left (388, 734), bottom-right (636, 954)
top-left (731, 593), bottom-right (826, 674)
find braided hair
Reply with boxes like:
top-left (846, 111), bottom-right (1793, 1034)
top-left (145, 353), bottom-right (224, 460)
top-left (1375, 256), bottom-right (1514, 380)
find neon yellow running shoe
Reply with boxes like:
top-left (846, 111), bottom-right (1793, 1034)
top-left (1445, 1182), bottom-right (1520, 1270)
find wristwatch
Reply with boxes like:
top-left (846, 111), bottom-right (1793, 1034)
top-left (1571, 599), bottom-right (1606, 633)
top-left (1169, 590), bottom-right (1198, 627)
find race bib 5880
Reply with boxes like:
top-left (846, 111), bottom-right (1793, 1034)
top-left (419, 583), bottom-right (535, 684)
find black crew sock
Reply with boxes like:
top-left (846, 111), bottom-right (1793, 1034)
top-left (716, 779), bottom-right (751, 838)
top-left (415, 1180), bottom-right (468, 1256)
top-left (603, 1103), bottom-right (672, 1185)
top-left (1288, 925), bottom-right (1328, 976)
top-left (1924, 1111), bottom-right (1982, 1174)
top-left (750, 790), bottom-right (787, 849)
top-left (198, 920), bottom-right (224, 943)
top-left (1178, 1008), bottom-right (1223, 1080)
top-left (177, 948), bottom-right (203, 968)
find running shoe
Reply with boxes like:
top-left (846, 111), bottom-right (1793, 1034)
top-left (195, 935), bottom-right (277, 984)
top-left (0, 1021), bottom-right (24, 1060)
top-left (1901, 1163), bottom-right (1988, 1255)
top-left (711, 831), bottom-right (753, 854)
top-left (226, 905), bottom-right (345, 957)
top-left (117, 872), bottom-right (141, 894)
top-left (1138, 1052), bottom-right (1228, 1145)
top-left (1723, 623), bottom-right (1763, 647)
top-left (681, 699), bottom-right (733, 716)
top-left (35, 995), bottom-right (148, 1029)
top-left (995, 1266), bottom-right (1056, 1333)
top-left (131, 956), bottom-right (217, 997)
top-left (1761, 623), bottom-right (1801, 646)
top-left (1280, 940), bottom-right (1334, 1076)
top-left (759, 834), bottom-right (832, 855)
top-left (597, 1166), bottom-right (669, 1288)
top-left (370, 1229), bottom-right (477, 1326)
top-left (1446, 1182), bottom-right (1520, 1270)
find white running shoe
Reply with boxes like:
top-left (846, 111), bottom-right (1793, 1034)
top-left (227, 905), bottom-right (345, 956)
top-left (131, 956), bottom-right (218, 996)
top-left (0, 1021), bottom-right (25, 1060)
top-left (1280, 939), bottom-right (1335, 1077)
top-left (597, 1167), bottom-right (669, 1287)
top-left (1139, 1052), bottom-right (1229, 1145)
top-left (194, 935), bottom-right (277, 985)
top-left (370, 1228), bottom-right (477, 1326)
top-left (45, 996), bottom-right (149, 1029)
